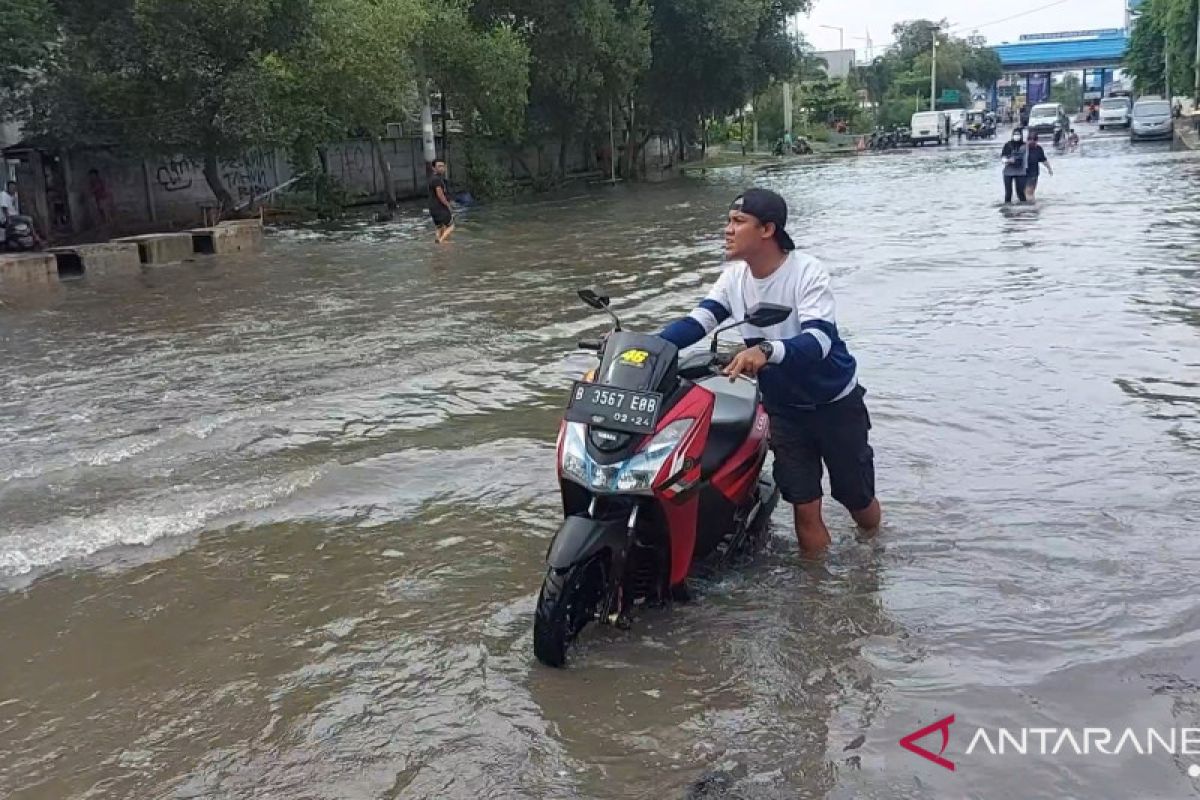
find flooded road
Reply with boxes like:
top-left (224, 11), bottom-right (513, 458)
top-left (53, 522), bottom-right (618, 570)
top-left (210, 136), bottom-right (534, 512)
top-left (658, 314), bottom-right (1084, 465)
top-left (2, 131), bottom-right (1199, 799)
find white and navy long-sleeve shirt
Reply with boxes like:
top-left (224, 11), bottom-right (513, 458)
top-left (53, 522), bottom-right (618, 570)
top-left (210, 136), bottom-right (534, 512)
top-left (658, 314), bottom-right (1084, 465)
top-left (659, 252), bottom-right (858, 413)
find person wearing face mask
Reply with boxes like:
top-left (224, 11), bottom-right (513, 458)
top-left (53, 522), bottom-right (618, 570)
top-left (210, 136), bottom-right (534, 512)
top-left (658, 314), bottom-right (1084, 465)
top-left (1000, 128), bottom-right (1028, 203)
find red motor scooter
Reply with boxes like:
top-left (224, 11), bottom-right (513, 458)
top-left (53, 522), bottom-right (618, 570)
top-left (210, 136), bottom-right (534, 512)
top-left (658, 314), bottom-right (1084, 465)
top-left (534, 289), bottom-right (790, 667)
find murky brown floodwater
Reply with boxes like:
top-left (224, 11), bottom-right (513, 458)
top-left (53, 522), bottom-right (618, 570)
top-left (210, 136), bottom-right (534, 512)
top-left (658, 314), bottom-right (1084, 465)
top-left (2, 128), bottom-right (1199, 799)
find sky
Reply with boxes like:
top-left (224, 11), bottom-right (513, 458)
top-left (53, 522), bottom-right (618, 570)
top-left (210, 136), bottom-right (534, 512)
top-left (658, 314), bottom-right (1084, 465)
top-left (797, 0), bottom-right (1129, 59)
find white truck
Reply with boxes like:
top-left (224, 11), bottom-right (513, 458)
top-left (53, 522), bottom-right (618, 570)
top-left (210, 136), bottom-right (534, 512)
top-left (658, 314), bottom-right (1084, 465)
top-left (910, 111), bottom-right (948, 146)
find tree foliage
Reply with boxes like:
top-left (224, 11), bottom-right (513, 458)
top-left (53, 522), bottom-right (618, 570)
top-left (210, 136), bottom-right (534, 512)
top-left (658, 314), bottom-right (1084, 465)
top-left (0, 0), bottom-right (55, 119)
top-left (7, 0), bottom-right (819, 197)
top-left (1126, 0), bottom-right (1198, 97)
top-left (1050, 73), bottom-right (1083, 112)
top-left (856, 19), bottom-right (1002, 124)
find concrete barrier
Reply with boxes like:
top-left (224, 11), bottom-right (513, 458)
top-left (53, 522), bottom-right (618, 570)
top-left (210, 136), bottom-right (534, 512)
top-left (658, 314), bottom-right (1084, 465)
top-left (114, 233), bottom-right (194, 264)
top-left (191, 219), bottom-right (264, 255)
top-left (0, 253), bottom-right (58, 292)
top-left (50, 243), bottom-right (142, 278)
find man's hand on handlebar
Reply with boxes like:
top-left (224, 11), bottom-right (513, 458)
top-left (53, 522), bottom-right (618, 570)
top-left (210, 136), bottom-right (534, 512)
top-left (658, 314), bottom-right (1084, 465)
top-left (723, 346), bottom-right (769, 381)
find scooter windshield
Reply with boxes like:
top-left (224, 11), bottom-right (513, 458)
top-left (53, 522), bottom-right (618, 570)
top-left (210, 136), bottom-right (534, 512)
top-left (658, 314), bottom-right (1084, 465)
top-left (596, 332), bottom-right (679, 396)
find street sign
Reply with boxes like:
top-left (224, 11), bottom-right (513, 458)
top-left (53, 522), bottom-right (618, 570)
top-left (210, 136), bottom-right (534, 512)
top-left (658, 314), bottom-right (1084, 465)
top-left (940, 89), bottom-right (960, 104)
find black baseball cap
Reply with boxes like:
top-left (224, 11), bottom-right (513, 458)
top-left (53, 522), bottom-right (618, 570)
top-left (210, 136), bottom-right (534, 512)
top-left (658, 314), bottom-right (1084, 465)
top-left (730, 188), bottom-right (795, 252)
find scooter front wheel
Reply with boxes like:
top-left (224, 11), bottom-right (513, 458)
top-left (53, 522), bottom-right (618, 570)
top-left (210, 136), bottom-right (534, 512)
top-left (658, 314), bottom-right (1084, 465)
top-left (533, 554), bottom-right (608, 667)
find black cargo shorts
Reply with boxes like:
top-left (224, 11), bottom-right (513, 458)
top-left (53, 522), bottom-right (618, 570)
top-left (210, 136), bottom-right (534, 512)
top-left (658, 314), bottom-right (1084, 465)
top-left (769, 384), bottom-right (876, 511)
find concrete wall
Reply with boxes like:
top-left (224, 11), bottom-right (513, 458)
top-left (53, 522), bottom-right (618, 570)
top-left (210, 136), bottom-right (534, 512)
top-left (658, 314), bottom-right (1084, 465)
top-left (60, 150), bottom-right (288, 231)
top-left (12, 131), bottom-right (674, 238)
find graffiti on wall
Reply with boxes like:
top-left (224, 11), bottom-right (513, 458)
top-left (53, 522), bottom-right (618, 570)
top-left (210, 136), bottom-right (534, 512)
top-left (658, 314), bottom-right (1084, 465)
top-left (221, 150), bottom-right (274, 201)
top-left (152, 152), bottom-right (276, 201)
top-left (156, 157), bottom-right (201, 192)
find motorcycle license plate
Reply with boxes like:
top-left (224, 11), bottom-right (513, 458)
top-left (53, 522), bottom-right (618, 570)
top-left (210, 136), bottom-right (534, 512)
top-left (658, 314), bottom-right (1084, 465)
top-left (564, 382), bottom-right (662, 434)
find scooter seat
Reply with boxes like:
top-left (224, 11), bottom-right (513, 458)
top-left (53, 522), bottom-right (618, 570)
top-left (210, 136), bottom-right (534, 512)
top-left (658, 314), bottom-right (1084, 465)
top-left (696, 376), bottom-right (759, 476)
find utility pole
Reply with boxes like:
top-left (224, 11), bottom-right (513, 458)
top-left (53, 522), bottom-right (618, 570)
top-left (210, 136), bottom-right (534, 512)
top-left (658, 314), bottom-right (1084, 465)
top-left (419, 78), bottom-right (437, 175)
top-left (930, 29), bottom-right (939, 111)
top-left (783, 82), bottom-right (793, 137)
top-left (1166, 41), bottom-right (1172, 101)
top-left (752, 97), bottom-right (759, 153)
top-left (782, 17), bottom-right (796, 139)
top-left (854, 32), bottom-right (873, 63)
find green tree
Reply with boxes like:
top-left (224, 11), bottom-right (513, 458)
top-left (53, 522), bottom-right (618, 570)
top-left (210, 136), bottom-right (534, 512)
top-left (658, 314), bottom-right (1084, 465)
top-left (1126, 0), bottom-right (1198, 98)
top-left (1050, 73), bottom-right (1083, 111)
top-left (863, 19), bottom-right (1001, 120)
top-left (629, 0), bottom-right (810, 172)
top-left (272, 0), bottom-right (427, 209)
top-left (961, 38), bottom-right (1003, 88)
top-left (473, 0), bottom-right (651, 180)
top-left (424, 7), bottom-right (529, 143)
top-left (1160, 0), bottom-right (1198, 97)
top-left (0, 0), bottom-right (56, 121)
top-left (29, 0), bottom-right (315, 209)
top-left (275, 0), bottom-right (529, 207)
top-left (1127, 2), bottom-right (1167, 93)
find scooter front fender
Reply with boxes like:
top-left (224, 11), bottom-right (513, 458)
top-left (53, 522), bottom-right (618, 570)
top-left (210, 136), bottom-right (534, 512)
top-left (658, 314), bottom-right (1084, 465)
top-left (546, 515), bottom-right (628, 571)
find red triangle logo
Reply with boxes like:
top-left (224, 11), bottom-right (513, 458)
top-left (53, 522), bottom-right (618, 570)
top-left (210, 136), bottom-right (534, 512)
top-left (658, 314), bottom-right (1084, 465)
top-left (899, 714), bottom-right (956, 771)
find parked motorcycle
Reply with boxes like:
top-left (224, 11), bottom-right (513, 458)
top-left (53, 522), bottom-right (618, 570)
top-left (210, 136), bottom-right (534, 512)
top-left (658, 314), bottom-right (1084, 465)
top-left (534, 289), bottom-right (789, 667)
top-left (773, 138), bottom-right (814, 156)
top-left (1, 215), bottom-right (37, 251)
top-left (869, 127), bottom-right (894, 151)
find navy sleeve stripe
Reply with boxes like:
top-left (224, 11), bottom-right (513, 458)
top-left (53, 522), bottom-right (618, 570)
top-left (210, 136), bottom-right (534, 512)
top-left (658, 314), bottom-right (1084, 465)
top-left (659, 317), bottom-right (707, 349)
top-left (699, 299), bottom-right (731, 323)
top-left (799, 318), bottom-right (838, 338)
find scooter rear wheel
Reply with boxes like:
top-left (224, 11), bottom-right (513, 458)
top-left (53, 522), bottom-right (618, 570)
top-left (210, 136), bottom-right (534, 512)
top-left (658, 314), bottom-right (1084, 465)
top-left (533, 554), bottom-right (608, 667)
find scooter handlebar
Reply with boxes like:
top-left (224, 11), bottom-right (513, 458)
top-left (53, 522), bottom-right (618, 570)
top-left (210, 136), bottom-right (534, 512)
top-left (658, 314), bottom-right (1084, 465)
top-left (577, 339), bottom-right (602, 351)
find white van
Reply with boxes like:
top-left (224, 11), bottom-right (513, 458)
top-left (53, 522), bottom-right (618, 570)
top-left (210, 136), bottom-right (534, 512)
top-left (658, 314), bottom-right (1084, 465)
top-left (1028, 103), bottom-right (1068, 134)
top-left (910, 111), bottom-right (947, 146)
top-left (1098, 97), bottom-right (1132, 129)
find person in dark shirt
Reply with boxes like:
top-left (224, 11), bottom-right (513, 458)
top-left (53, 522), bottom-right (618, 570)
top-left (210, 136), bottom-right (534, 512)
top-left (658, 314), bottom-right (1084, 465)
top-left (1000, 129), bottom-right (1028, 203)
top-left (1024, 131), bottom-right (1053, 201)
top-left (428, 159), bottom-right (455, 243)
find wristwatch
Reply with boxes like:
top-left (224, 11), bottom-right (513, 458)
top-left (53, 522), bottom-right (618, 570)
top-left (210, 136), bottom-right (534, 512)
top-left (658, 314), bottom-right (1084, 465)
top-left (756, 341), bottom-right (774, 361)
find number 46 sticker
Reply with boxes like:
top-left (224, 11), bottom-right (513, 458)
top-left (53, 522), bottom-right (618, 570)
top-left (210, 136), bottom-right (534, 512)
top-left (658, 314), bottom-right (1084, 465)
top-left (619, 349), bottom-right (649, 367)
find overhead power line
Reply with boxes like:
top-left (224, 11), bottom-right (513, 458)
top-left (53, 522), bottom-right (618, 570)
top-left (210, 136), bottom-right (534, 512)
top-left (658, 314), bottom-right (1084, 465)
top-left (816, 0), bottom-right (1081, 59)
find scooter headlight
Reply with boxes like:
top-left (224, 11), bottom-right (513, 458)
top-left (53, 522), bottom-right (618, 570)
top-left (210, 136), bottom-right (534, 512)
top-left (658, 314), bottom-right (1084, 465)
top-left (613, 418), bottom-right (695, 493)
top-left (558, 419), bottom-right (695, 494)
top-left (560, 422), bottom-right (591, 485)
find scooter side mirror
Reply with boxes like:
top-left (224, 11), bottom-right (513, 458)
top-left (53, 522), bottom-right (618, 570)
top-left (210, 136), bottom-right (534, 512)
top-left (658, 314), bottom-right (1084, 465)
top-left (708, 303), bottom-right (792, 353)
top-left (577, 288), bottom-right (610, 310)
top-left (744, 303), bottom-right (791, 328)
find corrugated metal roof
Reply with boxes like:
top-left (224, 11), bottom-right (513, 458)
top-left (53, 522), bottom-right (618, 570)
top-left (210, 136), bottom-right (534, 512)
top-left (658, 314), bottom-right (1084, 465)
top-left (993, 35), bottom-right (1129, 67)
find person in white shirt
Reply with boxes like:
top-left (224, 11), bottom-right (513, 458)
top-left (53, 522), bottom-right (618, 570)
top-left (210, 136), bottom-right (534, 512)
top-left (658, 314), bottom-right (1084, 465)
top-left (0, 181), bottom-right (18, 245)
top-left (658, 188), bottom-right (881, 556)
top-left (0, 181), bottom-right (18, 218)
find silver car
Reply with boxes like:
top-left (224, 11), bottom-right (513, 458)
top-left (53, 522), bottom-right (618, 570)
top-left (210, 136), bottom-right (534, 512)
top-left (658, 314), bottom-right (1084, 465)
top-left (1130, 98), bottom-right (1174, 141)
